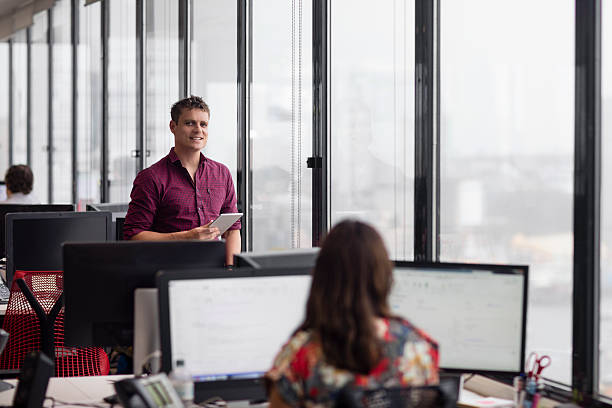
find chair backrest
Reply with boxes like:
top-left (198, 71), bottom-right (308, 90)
top-left (0, 271), bottom-right (109, 376)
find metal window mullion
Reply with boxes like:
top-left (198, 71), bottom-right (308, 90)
top-left (572, 0), bottom-right (601, 399)
top-left (26, 28), bottom-right (32, 166)
top-left (71, 0), bottom-right (79, 204)
top-left (136, 0), bottom-right (146, 172)
top-left (311, 0), bottom-right (329, 247)
top-left (237, 0), bottom-right (252, 251)
top-left (8, 39), bottom-right (13, 166)
top-left (178, 0), bottom-right (190, 97)
top-left (413, 0), bottom-right (435, 262)
top-left (101, 0), bottom-right (109, 202)
top-left (48, 8), bottom-right (54, 203)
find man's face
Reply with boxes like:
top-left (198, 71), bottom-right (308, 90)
top-left (170, 108), bottom-right (209, 153)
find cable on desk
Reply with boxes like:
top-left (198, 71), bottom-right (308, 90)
top-left (45, 396), bottom-right (109, 408)
top-left (462, 373), bottom-right (475, 384)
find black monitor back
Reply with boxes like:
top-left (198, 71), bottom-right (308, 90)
top-left (5, 211), bottom-right (110, 287)
top-left (86, 202), bottom-right (129, 213)
top-left (63, 240), bottom-right (226, 347)
top-left (234, 248), bottom-right (320, 268)
top-left (0, 204), bottom-right (74, 259)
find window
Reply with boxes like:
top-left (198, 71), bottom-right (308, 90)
top-left (439, 0), bottom-right (574, 384)
top-left (51, 0), bottom-right (73, 204)
top-left (0, 43), bottom-right (9, 173)
top-left (190, 0), bottom-right (237, 185)
top-left (108, 0), bottom-right (137, 203)
top-left (76, 0), bottom-right (102, 207)
top-left (330, 0), bottom-right (415, 260)
top-left (30, 11), bottom-right (50, 203)
top-left (11, 30), bottom-right (28, 165)
top-left (251, 0), bottom-right (313, 250)
top-left (145, 0), bottom-right (179, 167)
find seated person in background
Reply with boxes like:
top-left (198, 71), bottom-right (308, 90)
top-left (1, 164), bottom-right (39, 204)
top-left (266, 220), bottom-right (439, 408)
top-left (123, 96), bottom-right (241, 265)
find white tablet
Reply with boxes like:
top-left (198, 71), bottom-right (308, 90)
top-left (208, 213), bottom-right (243, 235)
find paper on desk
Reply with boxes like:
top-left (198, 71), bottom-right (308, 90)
top-left (457, 396), bottom-right (515, 408)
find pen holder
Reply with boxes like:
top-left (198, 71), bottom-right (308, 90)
top-left (521, 378), bottom-right (539, 408)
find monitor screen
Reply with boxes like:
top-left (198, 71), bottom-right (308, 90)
top-left (0, 204), bottom-right (75, 259)
top-left (63, 241), bottom-right (227, 347)
top-left (391, 262), bottom-right (528, 375)
top-left (158, 268), bottom-right (311, 401)
top-left (5, 211), bottom-right (110, 287)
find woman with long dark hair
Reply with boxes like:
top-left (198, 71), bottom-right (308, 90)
top-left (266, 220), bottom-right (439, 407)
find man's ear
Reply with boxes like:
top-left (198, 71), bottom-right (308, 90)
top-left (169, 120), bottom-right (176, 133)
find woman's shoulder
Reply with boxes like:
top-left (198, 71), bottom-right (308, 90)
top-left (266, 330), bottom-right (319, 381)
top-left (386, 317), bottom-right (438, 350)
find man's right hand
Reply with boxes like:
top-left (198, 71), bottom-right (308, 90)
top-left (188, 222), bottom-right (220, 240)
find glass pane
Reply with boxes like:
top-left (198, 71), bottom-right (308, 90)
top-left (30, 11), bottom-right (50, 203)
top-left (251, 0), bottom-right (313, 250)
top-left (76, 0), bottom-right (102, 207)
top-left (145, 0), bottom-right (179, 166)
top-left (439, 0), bottom-right (574, 384)
top-left (51, 0), bottom-right (73, 204)
top-left (191, 0), bottom-right (237, 185)
top-left (330, 0), bottom-right (414, 259)
top-left (0, 43), bottom-right (9, 174)
top-left (600, 0), bottom-right (612, 398)
top-left (11, 30), bottom-right (28, 165)
top-left (108, 0), bottom-right (137, 203)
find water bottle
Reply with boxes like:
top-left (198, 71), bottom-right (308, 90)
top-left (169, 359), bottom-right (194, 404)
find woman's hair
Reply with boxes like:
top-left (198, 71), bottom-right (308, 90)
top-left (5, 164), bottom-right (33, 195)
top-left (300, 219), bottom-right (393, 374)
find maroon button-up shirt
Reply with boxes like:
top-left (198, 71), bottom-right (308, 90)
top-left (123, 148), bottom-right (241, 240)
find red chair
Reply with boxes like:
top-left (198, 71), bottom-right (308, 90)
top-left (0, 271), bottom-right (109, 376)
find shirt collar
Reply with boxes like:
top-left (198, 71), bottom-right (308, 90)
top-left (168, 147), bottom-right (207, 168)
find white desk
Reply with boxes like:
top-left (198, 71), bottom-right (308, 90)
top-left (0, 375), bottom-right (130, 407)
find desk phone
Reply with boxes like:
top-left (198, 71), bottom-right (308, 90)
top-left (114, 374), bottom-right (183, 408)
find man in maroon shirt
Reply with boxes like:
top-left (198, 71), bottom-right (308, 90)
top-left (123, 96), bottom-right (241, 265)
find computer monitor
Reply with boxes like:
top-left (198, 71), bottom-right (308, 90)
top-left (63, 241), bottom-right (227, 347)
top-left (234, 247), bottom-right (320, 268)
top-left (86, 202), bottom-right (129, 213)
top-left (157, 267), bottom-right (312, 402)
top-left (5, 211), bottom-right (111, 287)
top-left (391, 262), bottom-right (528, 375)
top-left (115, 216), bottom-right (125, 241)
top-left (0, 204), bottom-right (75, 259)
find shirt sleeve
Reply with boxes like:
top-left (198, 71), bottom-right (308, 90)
top-left (123, 169), bottom-right (160, 240)
top-left (265, 333), bottom-right (311, 406)
top-left (220, 167), bottom-right (241, 231)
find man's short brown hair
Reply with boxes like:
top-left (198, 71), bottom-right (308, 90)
top-left (170, 96), bottom-right (210, 123)
top-left (5, 164), bottom-right (33, 194)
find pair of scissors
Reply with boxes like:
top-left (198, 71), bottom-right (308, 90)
top-left (525, 352), bottom-right (551, 380)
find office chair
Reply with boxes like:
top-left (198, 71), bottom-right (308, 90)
top-left (335, 378), bottom-right (459, 408)
top-left (0, 271), bottom-right (109, 376)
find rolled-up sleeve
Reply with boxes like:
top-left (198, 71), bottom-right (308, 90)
top-left (221, 168), bottom-right (241, 231)
top-left (123, 169), bottom-right (160, 240)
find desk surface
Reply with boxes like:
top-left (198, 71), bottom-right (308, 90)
top-left (0, 375), bottom-right (130, 407)
top-left (0, 374), bottom-right (560, 408)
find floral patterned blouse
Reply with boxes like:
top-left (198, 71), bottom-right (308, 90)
top-left (265, 317), bottom-right (439, 407)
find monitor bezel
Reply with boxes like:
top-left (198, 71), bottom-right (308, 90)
top-left (5, 211), bottom-right (112, 287)
top-left (0, 203), bottom-right (75, 259)
top-left (157, 267), bottom-right (313, 400)
top-left (393, 261), bottom-right (529, 377)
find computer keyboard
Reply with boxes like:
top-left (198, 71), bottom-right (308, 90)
top-left (0, 280), bottom-right (9, 304)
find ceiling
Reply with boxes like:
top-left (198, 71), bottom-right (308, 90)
top-left (0, 0), bottom-right (54, 41)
